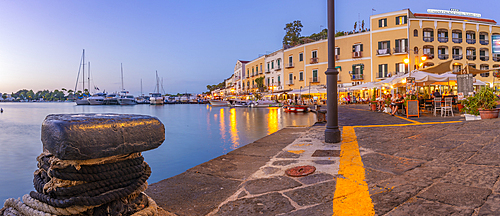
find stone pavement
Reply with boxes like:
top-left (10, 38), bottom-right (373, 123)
top-left (146, 104), bottom-right (500, 215)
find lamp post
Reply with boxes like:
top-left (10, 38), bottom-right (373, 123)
top-left (300, 86), bottom-right (302, 105)
top-left (325, 0), bottom-right (341, 143)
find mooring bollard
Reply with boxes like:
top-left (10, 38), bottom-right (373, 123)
top-left (0, 113), bottom-right (165, 216)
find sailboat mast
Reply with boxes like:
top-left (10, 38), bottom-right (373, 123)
top-left (141, 79), bottom-right (143, 96)
top-left (88, 61), bottom-right (91, 94)
top-left (156, 70), bottom-right (160, 94)
top-left (82, 49), bottom-right (85, 96)
top-left (121, 63), bottom-right (124, 91)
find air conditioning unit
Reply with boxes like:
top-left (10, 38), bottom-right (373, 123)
top-left (352, 82), bottom-right (356, 86)
top-left (353, 51), bottom-right (361, 58)
top-left (356, 81), bottom-right (362, 85)
top-left (337, 84), bottom-right (343, 88)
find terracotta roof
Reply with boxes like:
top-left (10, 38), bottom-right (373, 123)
top-left (413, 13), bottom-right (496, 25)
top-left (239, 60), bottom-right (250, 63)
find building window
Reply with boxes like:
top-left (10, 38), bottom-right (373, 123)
top-left (312, 70), bottom-right (318, 82)
top-left (396, 16), bottom-right (407, 25)
top-left (438, 29), bottom-right (448, 43)
top-left (267, 78), bottom-right (270, 86)
top-left (247, 69), bottom-right (249, 78)
top-left (413, 29), bottom-right (418, 37)
top-left (299, 72), bottom-right (303, 81)
top-left (351, 64), bottom-right (364, 80)
top-left (378, 64), bottom-right (388, 78)
top-left (271, 61), bottom-right (274, 69)
top-left (252, 67), bottom-right (254, 76)
top-left (466, 31), bottom-right (476, 44)
top-left (267, 63), bottom-right (270, 72)
top-left (312, 50), bottom-right (317, 58)
top-left (395, 63), bottom-right (408, 73)
top-left (299, 53), bottom-right (303, 61)
top-left (260, 64), bottom-right (262, 73)
top-left (423, 28), bottom-right (434, 42)
top-left (252, 80), bottom-right (255, 87)
top-left (394, 39), bottom-right (408, 53)
top-left (377, 41), bottom-right (390, 55)
top-left (288, 73), bottom-right (293, 84)
top-left (256, 66), bottom-right (258, 74)
top-left (277, 59), bottom-right (281, 68)
top-left (335, 47), bottom-right (340, 55)
top-left (278, 75), bottom-right (280, 85)
top-left (289, 56), bottom-right (293, 64)
top-left (452, 30), bottom-right (462, 43)
top-left (480, 64), bottom-right (490, 77)
top-left (378, 18), bottom-right (387, 27)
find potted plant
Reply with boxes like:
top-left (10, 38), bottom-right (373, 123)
top-left (384, 97), bottom-right (391, 113)
top-left (461, 86), bottom-right (499, 120)
top-left (461, 96), bottom-right (481, 121)
top-left (370, 88), bottom-right (377, 111)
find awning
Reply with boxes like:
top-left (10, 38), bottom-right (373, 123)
top-left (335, 66), bottom-right (341, 71)
top-left (452, 65), bottom-right (498, 75)
top-left (419, 60), bottom-right (452, 74)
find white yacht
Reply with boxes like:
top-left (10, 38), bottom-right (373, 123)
top-left (88, 92), bottom-right (106, 105)
top-left (118, 91), bottom-right (137, 105)
top-left (103, 93), bottom-right (120, 105)
top-left (76, 98), bottom-right (90, 105)
top-left (150, 93), bottom-right (163, 105)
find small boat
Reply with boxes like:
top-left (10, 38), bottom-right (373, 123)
top-left (284, 105), bottom-right (308, 112)
top-left (248, 100), bottom-right (281, 108)
top-left (88, 92), bottom-right (106, 105)
top-left (136, 96), bottom-right (150, 104)
top-left (150, 93), bottom-right (163, 105)
top-left (230, 100), bottom-right (249, 107)
top-left (103, 93), bottom-right (120, 105)
top-left (209, 100), bottom-right (230, 106)
top-left (118, 91), bottom-right (137, 105)
top-left (76, 97), bottom-right (90, 105)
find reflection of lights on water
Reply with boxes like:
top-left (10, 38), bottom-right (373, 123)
top-left (219, 108), bottom-right (226, 140)
top-left (267, 108), bottom-right (279, 135)
top-left (229, 108), bottom-right (240, 150)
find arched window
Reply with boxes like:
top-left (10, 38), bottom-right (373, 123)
top-left (414, 29), bottom-right (418, 37)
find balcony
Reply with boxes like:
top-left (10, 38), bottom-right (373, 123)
top-left (423, 36), bottom-right (434, 42)
top-left (467, 39), bottom-right (476, 44)
top-left (310, 57), bottom-right (319, 64)
top-left (258, 71), bottom-right (263, 75)
top-left (393, 47), bottom-right (407, 54)
top-left (335, 55), bottom-right (340, 60)
top-left (352, 51), bottom-right (362, 58)
top-left (493, 56), bottom-right (500, 62)
top-left (351, 74), bottom-right (363, 80)
top-left (438, 54), bottom-right (449, 60)
top-left (453, 54), bottom-right (463, 60)
top-left (310, 77), bottom-right (320, 83)
top-left (438, 37), bottom-right (448, 43)
top-left (285, 63), bottom-right (294, 68)
top-left (480, 56), bottom-right (489, 61)
top-left (376, 48), bottom-right (390, 56)
top-left (275, 65), bottom-right (281, 70)
top-left (480, 39), bottom-right (489, 45)
top-left (377, 73), bottom-right (391, 79)
top-left (287, 81), bottom-right (294, 85)
top-left (452, 38), bottom-right (462, 43)
top-left (251, 73), bottom-right (255, 77)
top-left (265, 69), bottom-right (270, 74)
top-left (424, 54), bottom-right (434, 60)
top-left (467, 55), bottom-right (476, 61)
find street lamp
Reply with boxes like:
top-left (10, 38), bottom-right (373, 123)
top-left (325, 0), bottom-right (341, 143)
top-left (300, 86), bottom-right (302, 105)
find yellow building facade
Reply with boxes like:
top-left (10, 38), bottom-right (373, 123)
top-left (280, 8), bottom-right (500, 94)
top-left (242, 56), bottom-right (265, 93)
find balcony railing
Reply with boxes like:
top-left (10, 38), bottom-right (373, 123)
top-left (352, 51), bottom-right (362, 58)
top-left (251, 73), bottom-right (255, 77)
top-left (423, 36), bottom-right (434, 42)
top-left (466, 55), bottom-right (476, 61)
top-left (424, 54), bottom-right (434, 59)
top-left (452, 38), bottom-right (462, 43)
top-left (438, 54), bottom-right (449, 60)
top-left (265, 69), bottom-right (270, 74)
top-left (466, 39), bottom-right (476, 44)
top-left (480, 56), bottom-right (489, 61)
top-left (275, 65), bottom-right (281, 70)
top-left (351, 74), bottom-right (363, 80)
top-left (438, 37), bottom-right (448, 43)
top-left (287, 81), bottom-right (294, 85)
top-left (285, 63), bottom-right (294, 68)
top-left (393, 47), bottom-right (407, 54)
top-left (377, 48), bottom-right (390, 55)
top-left (377, 73), bottom-right (391, 79)
top-left (310, 77), bottom-right (320, 83)
top-left (310, 57), bottom-right (319, 64)
top-left (493, 56), bottom-right (500, 62)
top-left (480, 39), bottom-right (489, 45)
top-left (453, 54), bottom-right (463, 60)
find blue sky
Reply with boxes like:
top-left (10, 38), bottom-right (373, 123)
top-left (0, 0), bottom-right (498, 95)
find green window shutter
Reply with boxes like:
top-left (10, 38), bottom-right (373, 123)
top-left (352, 45), bottom-right (356, 52)
top-left (431, 31), bottom-right (434, 37)
top-left (360, 44), bottom-right (363, 51)
top-left (278, 76), bottom-right (280, 82)
top-left (352, 65), bottom-right (355, 73)
top-left (404, 16), bottom-right (407, 24)
top-left (395, 40), bottom-right (400, 48)
top-left (396, 17), bottom-right (400, 25)
top-left (445, 31), bottom-right (448, 37)
top-left (404, 39), bottom-right (408, 47)
top-left (378, 64), bottom-right (382, 72)
top-left (313, 70), bottom-right (317, 78)
top-left (459, 32), bottom-right (462, 38)
top-left (387, 41), bottom-right (390, 50)
top-left (360, 64), bottom-right (364, 74)
top-left (379, 19), bottom-right (382, 27)
top-left (378, 42), bottom-right (381, 49)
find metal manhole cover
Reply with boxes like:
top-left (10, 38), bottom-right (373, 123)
top-left (285, 165), bottom-right (316, 177)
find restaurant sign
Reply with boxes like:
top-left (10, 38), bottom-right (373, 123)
top-left (457, 74), bottom-right (474, 99)
top-left (492, 34), bottom-right (500, 54)
top-left (427, 9), bottom-right (481, 18)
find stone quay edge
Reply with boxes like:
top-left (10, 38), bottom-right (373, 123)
top-left (41, 113), bottom-right (165, 160)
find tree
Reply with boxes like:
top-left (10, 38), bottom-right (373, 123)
top-left (354, 22), bottom-right (357, 32)
top-left (361, 20), bottom-right (365, 31)
top-left (254, 77), bottom-right (266, 92)
top-left (283, 20), bottom-right (303, 46)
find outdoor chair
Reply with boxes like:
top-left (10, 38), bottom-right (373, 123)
top-left (424, 99), bottom-right (433, 111)
top-left (433, 99), bottom-right (442, 116)
top-left (442, 97), bottom-right (454, 117)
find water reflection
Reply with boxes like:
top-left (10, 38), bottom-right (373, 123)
top-left (267, 108), bottom-right (279, 135)
top-left (229, 108), bottom-right (239, 150)
top-left (219, 108), bottom-right (226, 141)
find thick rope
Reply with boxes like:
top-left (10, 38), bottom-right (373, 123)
top-left (2, 207), bottom-right (21, 216)
top-left (39, 154), bottom-right (144, 174)
top-left (30, 164), bottom-right (151, 208)
top-left (131, 193), bottom-right (158, 216)
top-left (22, 194), bottom-right (96, 216)
top-left (3, 198), bottom-right (55, 216)
top-left (45, 152), bottom-right (142, 170)
top-left (48, 163), bottom-right (145, 181)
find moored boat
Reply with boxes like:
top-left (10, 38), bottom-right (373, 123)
top-left (209, 100), bottom-right (230, 106)
top-left (88, 92), bottom-right (106, 105)
top-left (118, 91), bottom-right (137, 105)
top-left (150, 93), bottom-right (163, 105)
top-left (284, 105), bottom-right (308, 112)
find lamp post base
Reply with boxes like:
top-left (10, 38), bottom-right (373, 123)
top-left (325, 127), bottom-right (341, 143)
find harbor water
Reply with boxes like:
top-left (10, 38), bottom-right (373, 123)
top-left (0, 102), bottom-right (316, 201)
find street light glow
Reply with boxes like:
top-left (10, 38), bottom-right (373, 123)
top-left (404, 58), bottom-right (410, 64)
top-left (421, 55), bottom-right (427, 61)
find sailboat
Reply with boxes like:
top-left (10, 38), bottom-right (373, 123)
top-left (117, 63), bottom-right (137, 105)
top-left (75, 49), bottom-right (90, 105)
top-left (150, 71), bottom-right (163, 105)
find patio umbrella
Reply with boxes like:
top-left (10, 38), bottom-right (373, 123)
top-left (419, 60), bottom-right (452, 74)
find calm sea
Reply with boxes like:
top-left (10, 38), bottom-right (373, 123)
top-left (0, 102), bottom-right (316, 201)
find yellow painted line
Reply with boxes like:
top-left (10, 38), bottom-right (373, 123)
top-left (352, 121), bottom-right (462, 128)
top-left (333, 126), bottom-right (375, 215)
top-left (293, 143), bottom-right (313, 147)
top-left (390, 113), bottom-right (421, 124)
top-left (287, 150), bottom-right (305, 154)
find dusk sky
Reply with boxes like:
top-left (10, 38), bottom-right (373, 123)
top-left (1, 1), bottom-right (498, 95)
